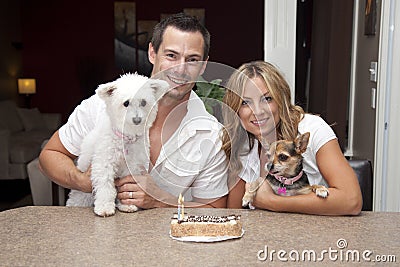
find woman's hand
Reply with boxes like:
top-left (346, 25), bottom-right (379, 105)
top-left (247, 178), bottom-right (277, 210)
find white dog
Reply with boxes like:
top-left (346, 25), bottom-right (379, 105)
top-left (66, 73), bottom-right (169, 217)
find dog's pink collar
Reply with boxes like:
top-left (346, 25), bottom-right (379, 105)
top-left (113, 129), bottom-right (137, 144)
top-left (270, 170), bottom-right (304, 185)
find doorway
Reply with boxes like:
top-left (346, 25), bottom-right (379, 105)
top-left (295, 0), bottom-right (354, 151)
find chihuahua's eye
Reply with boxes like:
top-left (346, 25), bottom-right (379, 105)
top-left (140, 99), bottom-right (147, 107)
top-left (278, 154), bottom-right (289, 161)
top-left (123, 100), bottom-right (129, 107)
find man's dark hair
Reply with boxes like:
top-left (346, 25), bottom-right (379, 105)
top-left (151, 13), bottom-right (210, 60)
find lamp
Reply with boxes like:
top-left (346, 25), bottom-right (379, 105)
top-left (18, 78), bottom-right (36, 108)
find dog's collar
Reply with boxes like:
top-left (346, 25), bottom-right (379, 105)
top-left (113, 129), bottom-right (138, 144)
top-left (270, 170), bottom-right (304, 185)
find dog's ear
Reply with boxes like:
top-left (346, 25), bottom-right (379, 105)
top-left (294, 132), bottom-right (310, 154)
top-left (96, 82), bottom-right (117, 101)
top-left (147, 79), bottom-right (170, 99)
top-left (264, 143), bottom-right (276, 173)
top-left (260, 137), bottom-right (270, 152)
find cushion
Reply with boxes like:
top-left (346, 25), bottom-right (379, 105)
top-left (17, 108), bottom-right (47, 131)
top-left (0, 100), bottom-right (24, 133)
top-left (9, 130), bottom-right (52, 163)
top-left (9, 141), bottom-right (41, 164)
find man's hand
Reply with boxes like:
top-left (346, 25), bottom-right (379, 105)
top-left (115, 167), bottom-right (228, 209)
top-left (115, 167), bottom-right (172, 209)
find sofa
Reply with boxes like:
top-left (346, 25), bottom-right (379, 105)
top-left (27, 157), bottom-right (67, 205)
top-left (0, 100), bottom-right (61, 180)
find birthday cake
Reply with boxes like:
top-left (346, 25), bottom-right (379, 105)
top-left (170, 213), bottom-right (243, 237)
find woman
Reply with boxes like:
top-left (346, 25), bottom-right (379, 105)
top-left (222, 61), bottom-right (362, 215)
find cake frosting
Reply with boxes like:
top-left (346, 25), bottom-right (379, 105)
top-left (170, 213), bottom-right (242, 237)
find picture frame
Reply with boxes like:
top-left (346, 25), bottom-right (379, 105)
top-left (364, 0), bottom-right (376, 36)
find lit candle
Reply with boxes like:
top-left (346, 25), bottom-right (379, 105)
top-left (177, 193), bottom-right (183, 221)
top-left (181, 196), bottom-right (184, 219)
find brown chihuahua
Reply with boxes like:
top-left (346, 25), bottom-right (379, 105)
top-left (242, 132), bottom-right (329, 209)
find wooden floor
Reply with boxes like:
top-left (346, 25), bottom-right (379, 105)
top-left (0, 179), bottom-right (33, 212)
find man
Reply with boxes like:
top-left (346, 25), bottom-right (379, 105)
top-left (39, 13), bottom-right (228, 208)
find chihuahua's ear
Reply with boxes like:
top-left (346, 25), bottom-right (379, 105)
top-left (294, 132), bottom-right (310, 154)
top-left (96, 82), bottom-right (117, 101)
top-left (260, 137), bottom-right (271, 151)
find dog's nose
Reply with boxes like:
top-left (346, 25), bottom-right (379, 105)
top-left (133, 117), bottom-right (142, 125)
top-left (266, 162), bottom-right (273, 171)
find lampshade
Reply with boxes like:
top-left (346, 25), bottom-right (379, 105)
top-left (18, 78), bottom-right (36, 94)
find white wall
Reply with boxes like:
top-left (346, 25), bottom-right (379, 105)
top-left (374, 0), bottom-right (400, 211)
top-left (264, 0), bottom-right (297, 102)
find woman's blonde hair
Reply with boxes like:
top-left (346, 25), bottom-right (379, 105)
top-left (222, 61), bottom-right (305, 180)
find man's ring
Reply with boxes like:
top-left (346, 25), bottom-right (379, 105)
top-left (129, 191), bottom-right (133, 199)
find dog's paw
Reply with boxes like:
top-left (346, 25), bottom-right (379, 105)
top-left (315, 186), bottom-right (329, 198)
top-left (242, 199), bottom-right (250, 208)
top-left (242, 193), bottom-right (253, 208)
top-left (117, 204), bottom-right (139, 213)
top-left (94, 203), bottom-right (116, 217)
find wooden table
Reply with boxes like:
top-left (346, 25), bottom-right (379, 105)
top-left (0, 206), bottom-right (399, 266)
